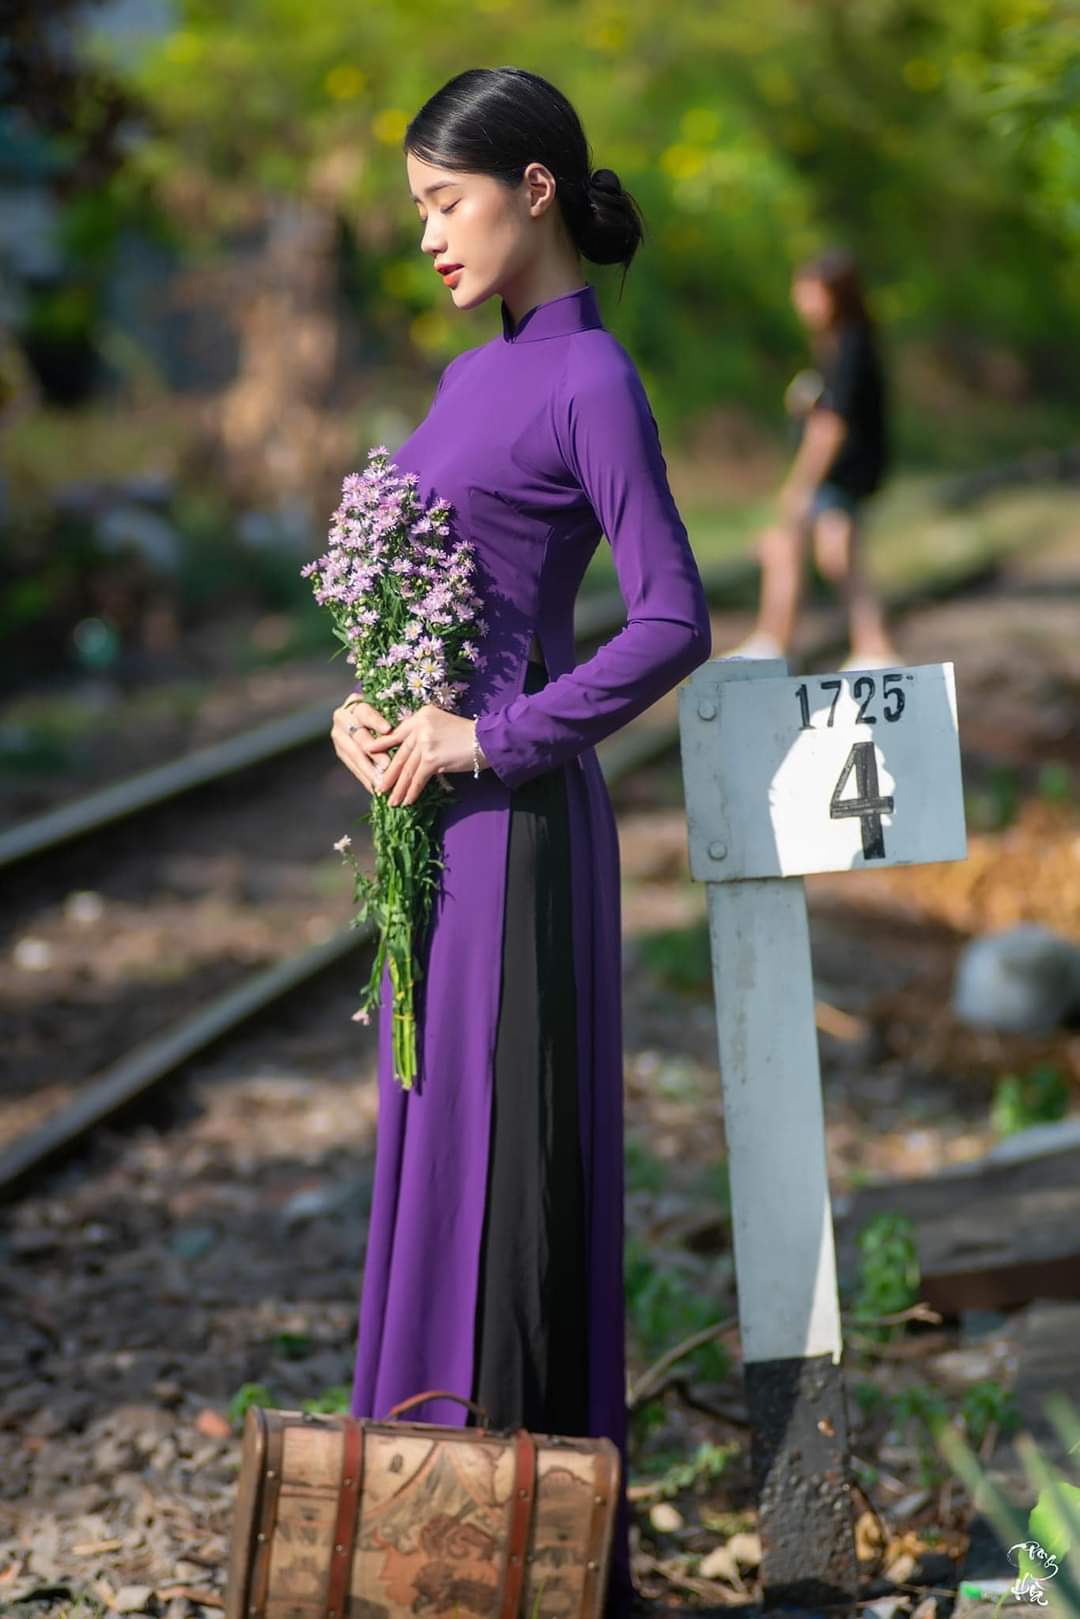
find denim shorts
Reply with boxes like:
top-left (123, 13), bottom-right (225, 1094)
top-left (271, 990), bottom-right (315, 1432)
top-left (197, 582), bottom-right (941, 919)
top-left (808, 481), bottom-right (861, 523)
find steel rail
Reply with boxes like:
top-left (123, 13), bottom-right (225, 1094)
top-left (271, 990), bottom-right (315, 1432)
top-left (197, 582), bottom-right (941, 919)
top-left (0, 558), bottom-right (753, 873)
top-left (0, 531), bottom-right (1046, 1196)
top-left (0, 709), bottom-right (658, 1200)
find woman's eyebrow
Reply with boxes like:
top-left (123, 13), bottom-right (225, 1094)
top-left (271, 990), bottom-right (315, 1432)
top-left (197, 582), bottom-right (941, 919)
top-left (410, 180), bottom-right (460, 202)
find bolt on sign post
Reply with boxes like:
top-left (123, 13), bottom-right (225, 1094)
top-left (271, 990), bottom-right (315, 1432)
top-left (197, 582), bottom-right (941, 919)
top-left (678, 657), bottom-right (966, 1609)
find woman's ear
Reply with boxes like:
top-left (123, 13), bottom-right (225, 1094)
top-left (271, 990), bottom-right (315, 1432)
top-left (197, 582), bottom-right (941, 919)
top-left (523, 161), bottom-right (557, 217)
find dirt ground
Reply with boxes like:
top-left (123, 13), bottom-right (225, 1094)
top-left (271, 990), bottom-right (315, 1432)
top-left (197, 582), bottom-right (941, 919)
top-left (2, 518), bottom-right (1080, 1615)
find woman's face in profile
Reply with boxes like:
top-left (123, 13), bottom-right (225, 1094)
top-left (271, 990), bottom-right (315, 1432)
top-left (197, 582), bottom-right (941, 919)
top-left (791, 274), bottom-right (833, 331)
top-left (406, 150), bottom-right (541, 313)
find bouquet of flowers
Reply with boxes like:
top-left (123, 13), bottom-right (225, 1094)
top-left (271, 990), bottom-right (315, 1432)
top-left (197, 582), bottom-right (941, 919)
top-left (301, 446), bottom-right (486, 1090)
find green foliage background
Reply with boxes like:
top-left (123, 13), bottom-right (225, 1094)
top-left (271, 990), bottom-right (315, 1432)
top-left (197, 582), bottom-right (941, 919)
top-left (68, 0), bottom-right (1080, 437)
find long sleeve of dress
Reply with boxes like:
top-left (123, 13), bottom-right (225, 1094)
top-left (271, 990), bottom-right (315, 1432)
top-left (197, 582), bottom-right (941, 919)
top-left (473, 358), bottom-right (712, 790)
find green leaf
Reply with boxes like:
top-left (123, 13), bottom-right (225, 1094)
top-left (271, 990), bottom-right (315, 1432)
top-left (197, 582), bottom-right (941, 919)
top-left (1028, 1480), bottom-right (1080, 1561)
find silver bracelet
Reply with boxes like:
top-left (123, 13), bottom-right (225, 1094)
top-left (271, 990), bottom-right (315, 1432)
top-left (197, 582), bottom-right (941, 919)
top-left (471, 715), bottom-right (482, 779)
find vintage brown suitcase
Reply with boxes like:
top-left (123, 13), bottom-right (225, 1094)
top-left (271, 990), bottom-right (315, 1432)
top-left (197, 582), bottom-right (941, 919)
top-left (224, 1389), bottom-right (621, 1619)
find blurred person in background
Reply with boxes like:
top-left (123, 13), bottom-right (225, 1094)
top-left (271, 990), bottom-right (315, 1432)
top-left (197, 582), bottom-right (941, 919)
top-left (728, 246), bottom-right (899, 669)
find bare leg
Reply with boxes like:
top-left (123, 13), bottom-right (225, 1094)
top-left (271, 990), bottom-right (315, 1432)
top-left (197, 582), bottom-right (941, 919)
top-left (812, 508), bottom-right (897, 660)
top-left (753, 520), bottom-right (807, 653)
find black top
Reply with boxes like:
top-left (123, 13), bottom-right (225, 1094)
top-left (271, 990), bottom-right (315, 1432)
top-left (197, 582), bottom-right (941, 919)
top-left (811, 319), bottom-right (889, 497)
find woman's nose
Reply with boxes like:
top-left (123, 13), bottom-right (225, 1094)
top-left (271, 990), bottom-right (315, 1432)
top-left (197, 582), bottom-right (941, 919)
top-left (422, 220), bottom-right (445, 256)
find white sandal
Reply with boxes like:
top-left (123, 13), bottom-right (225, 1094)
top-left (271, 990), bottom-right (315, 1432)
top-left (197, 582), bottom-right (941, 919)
top-left (720, 630), bottom-right (787, 661)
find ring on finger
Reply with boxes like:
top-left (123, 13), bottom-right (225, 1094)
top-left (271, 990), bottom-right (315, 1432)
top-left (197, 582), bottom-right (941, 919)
top-left (347, 722), bottom-right (359, 735)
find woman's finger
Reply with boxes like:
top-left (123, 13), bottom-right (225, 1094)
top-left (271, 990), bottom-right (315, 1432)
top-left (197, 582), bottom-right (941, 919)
top-left (339, 738), bottom-right (382, 795)
top-left (343, 698), bottom-right (392, 736)
top-left (358, 740), bottom-right (391, 794)
top-left (375, 736), bottom-right (411, 797)
top-left (335, 702), bottom-right (390, 762)
top-left (387, 746), bottom-right (425, 808)
top-left (403, 759), bottom-right (436, 807)
top-left (367, 720), bottom-right (405, 756)
top-left (331, 707), bottom-right (386, 795)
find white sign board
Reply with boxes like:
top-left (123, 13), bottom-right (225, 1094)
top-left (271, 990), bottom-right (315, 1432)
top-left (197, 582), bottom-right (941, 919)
top-left (681, 661), bottom-right (966, 881)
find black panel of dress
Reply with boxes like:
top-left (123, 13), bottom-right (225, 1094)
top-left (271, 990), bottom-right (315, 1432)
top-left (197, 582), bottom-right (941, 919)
top-left (468, 655), bottom-right (590, 1437)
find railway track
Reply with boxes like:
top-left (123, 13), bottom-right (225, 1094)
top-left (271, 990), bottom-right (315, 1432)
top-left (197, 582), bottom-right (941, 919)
top-left (3, 490), bottom-right (1078, 1619)
top-left (0, 564), bottom-right (754, 873)
top-left (0, 512), bottom-right (1066, 1200)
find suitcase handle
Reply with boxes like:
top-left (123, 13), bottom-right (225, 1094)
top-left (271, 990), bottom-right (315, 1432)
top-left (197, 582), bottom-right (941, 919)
top-left (385, 1389), bottom-right (492, 1427)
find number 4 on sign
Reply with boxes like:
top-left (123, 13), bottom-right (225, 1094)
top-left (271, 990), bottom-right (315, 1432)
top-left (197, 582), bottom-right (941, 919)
top-left (676, 658), bottom-right (965, 1608)
top-left (830, 741), bottom-right (894, 860)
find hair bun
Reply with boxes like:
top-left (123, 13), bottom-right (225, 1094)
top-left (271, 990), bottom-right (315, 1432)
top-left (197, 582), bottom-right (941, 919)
top-left (588, 167), bottom-right (621, 199)
top-left (580, 163), bottom-right (643, 272)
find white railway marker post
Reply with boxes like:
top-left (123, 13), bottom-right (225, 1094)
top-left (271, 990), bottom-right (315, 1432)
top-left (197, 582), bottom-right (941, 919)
top-left (678, 657), bottom-right (966, 1608)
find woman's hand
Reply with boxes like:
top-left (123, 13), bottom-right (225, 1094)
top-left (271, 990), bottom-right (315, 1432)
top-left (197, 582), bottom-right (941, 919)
top-left (331, 695), bottom-right (396, 797)
top-left (364, 704), bottom-right (482, 807)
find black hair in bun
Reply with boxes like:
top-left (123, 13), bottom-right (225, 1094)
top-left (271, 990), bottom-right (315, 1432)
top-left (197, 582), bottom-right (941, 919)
top-left (577, 167), bottom-right (642, 273)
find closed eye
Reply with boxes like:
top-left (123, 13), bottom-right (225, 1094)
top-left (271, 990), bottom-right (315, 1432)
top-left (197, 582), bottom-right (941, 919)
top-left (416, 200), bottom-right (459, 222)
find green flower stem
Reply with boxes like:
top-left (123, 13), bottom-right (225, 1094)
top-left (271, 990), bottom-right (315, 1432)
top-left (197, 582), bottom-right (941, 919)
top-left (344, 766), bottom-right (451, 1090)
top-left (389, 945), bottom-right (416, 1087)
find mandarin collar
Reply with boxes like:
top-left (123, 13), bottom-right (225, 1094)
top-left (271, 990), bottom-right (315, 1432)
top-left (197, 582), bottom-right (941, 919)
top-left (500, 282), bottom-right (604, 343)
